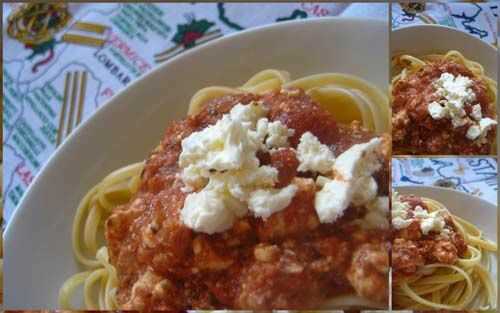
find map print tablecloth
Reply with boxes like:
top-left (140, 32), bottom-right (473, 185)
top-left (392, 158), bottom-right (498, 205)
top-left (392, 2), bottom-right (498, 45)
top-left (2, 3), bottom-right (388, 224)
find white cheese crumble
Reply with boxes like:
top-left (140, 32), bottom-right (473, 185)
top-left (315, 137), bottom-right (383, 223)
top-left (471, 104), bottom-right (482, 121)
top-left (296, 132), bottom-right (335, 174)
top-left (181, 187), bottom-right (237, 234)
top-left (427, 101), bottom-right (447, 120)
top-left (413, 205), bottom-right (446, 235)
top-left (333, 137), bottom-right (383, 180)
top-left (179, 102), bottom-right (297, 233)
top-left (391, 193), bottom-right (413, 229)
top-left (479, 117), bottom-right (497, 134)
top-left (391, 192), bottom-right (446, 235)
top-left (435, 73), bottom-right (476, 106)
top-left (267, 120), bottom-right (295, 148)
top-left (315, 179), bottom-right (352, 223)
top-left (229, 102), bottom-right (267, 128)
top-left (179, 113), bottom-right (260, 175)
top-left (466, 125), bottom-right (481, 140)
top-left (248, 184), bottom-right (298, 219)
top-left (351, 176), bottom-right (378, 206)
top-left (427, 73), bottom-right (475, 127)
top-left (466, 117), bottom-right (497, 141)
top-left (427, 72), bottom-right (496, 141)
top-left (357, 196), bottom-right (389, 229)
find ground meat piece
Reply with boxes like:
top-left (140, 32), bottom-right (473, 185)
top-left (392, 238), bottom-right (425, 276)
top-left (257, 178), bottom-right (319, 241)
top-left (236, 247), bottom-right (323, 309)
top-left (392, 110), bottom-right (410, 141)
top-left (313, 236), bottom-right (352, 271)
top-left (395, 220), bottom-right (422, 241)
top-left (123, 271), bottom-right (181, 310)
top-left (333, 121), bottom-right (378, 155)
top-left (431, 240), bottom-right (458, 264)
top-left (450, 231), bottom-right (468, 257)
top-left (193, 93), bottom-right (260, 129)
top-left (141, 119), bottom-right (196, 194)
top-left (192, 235), bottom-right (234, 271)
top-left (399, 194), bottom-right (426, 208)
top-left (346, 242), bottom-right (389, 304)
top-left (269, 148), bottom-right (299, 187)
top-left (264, 88), bottom-right (339, 146)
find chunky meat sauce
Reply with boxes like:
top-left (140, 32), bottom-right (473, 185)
top-left (105, 89), bottom-right (390, 310)
top-left (392, 60), bottom-right (495, 155)
top-left (392, 195), bottom-right (467, 280)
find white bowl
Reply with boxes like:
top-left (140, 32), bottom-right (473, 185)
top-left (4, 18), bottom-right (388, 308)
top-left (395, 185), bottom-right (497, 297)
top-left (391, 24), bottom-right (498, 80)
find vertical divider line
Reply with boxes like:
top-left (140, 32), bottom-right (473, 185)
top-left (388, 3), bottom-right (393, 311)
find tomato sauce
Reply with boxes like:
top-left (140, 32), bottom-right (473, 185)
top-left (105, 89), bottom-right (390, 310)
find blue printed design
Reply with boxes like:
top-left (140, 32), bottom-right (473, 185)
top-left (451, 4), bottom-right (489, 39)
top-left (392, 158), bottom-right (497, 204)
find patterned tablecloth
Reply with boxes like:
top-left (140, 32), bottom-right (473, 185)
top-left (1, 2), bottom-right (388, 224)
top-left (392, 158), bottom-right (498, 205)
top-left (392, 2), bottom-right (498, 45)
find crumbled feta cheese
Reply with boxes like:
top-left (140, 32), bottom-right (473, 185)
top-left (428, 101), bottom-right (447, 120)
top-left (361, 196), bottom-right (389, 229)
top-left (315, 179), bottom-right (352, 223)
top-left (466, 125), bottom-right (481, 140)
top-left (179, 102), bottom-right (297, 233)
top-left (254, 117), bottom-right (294, 150)
top-left (229, 101), bottom-right (268, 128)
top-left (314, 137), bottom-right (383, 224)
top-left (471, 104), bottom-right (482, 121)
top-left (391, 192), bottom-right (413, 229)
top-left (265, 120), bottom-right (295, 149)
top-left (297, 132), bottom-right (335, 174)
top-left (413, 205), bottom-right (446, 235)
top-left (450, 114), bottom-right (468, 128)
top-left (248, 184), bottom-right (298, 219)
top-left (315, 175), bottom-right (330, 188)
top-left (392, 216), bottom-right (413, 229)
top-left (180, 187), bottom-right (237, 234)
top-left (179, 113), bottom-right (261, 175)
top-left (391, 192), bottom-right (446, 234)
top-left (429, 72), bottom-right (477, 129)
top-left (466, 117), bottom-right (497, 141)
top-left (479, 117), bottom-right (497, 133)
top-left (435, 73), bottom-right (475, 106)
top-left (180, 164), bottom-right (208, 191)
top-left (333, 137), bottom-right (382, 180)
top-left (352, 176), bottom-right (378, 206)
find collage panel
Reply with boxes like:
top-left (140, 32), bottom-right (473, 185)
top-left (390, 2), bottom-right (498, 311)
top-left (391, 157), bottom-right (497, 310)
top-left (391, 2), bottom-right (498, 156)
top-left (2, 2), bottom-right (390, 311)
